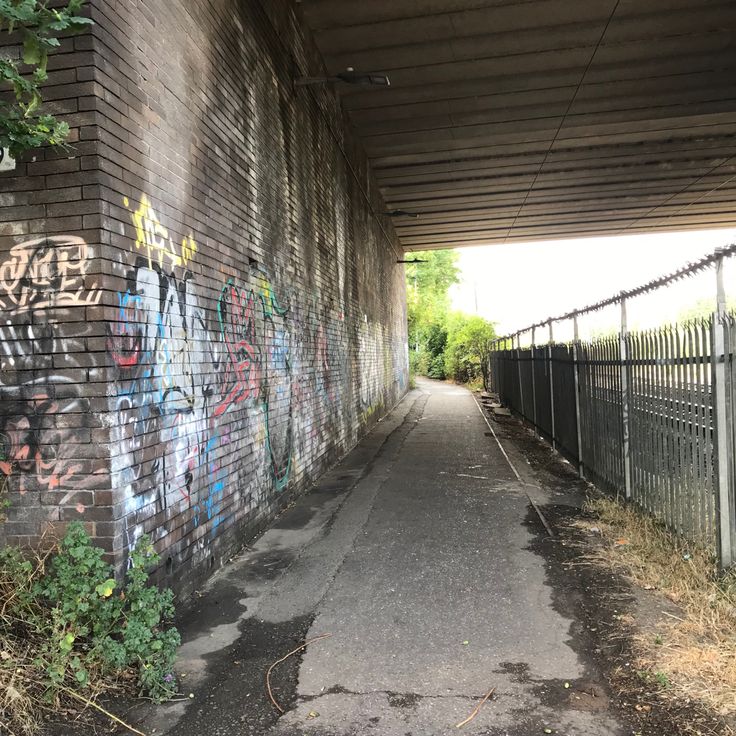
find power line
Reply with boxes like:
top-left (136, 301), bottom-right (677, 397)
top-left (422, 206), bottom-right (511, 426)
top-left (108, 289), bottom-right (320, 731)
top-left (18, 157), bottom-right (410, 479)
top-left (502, 0), bottom-right (622, 243)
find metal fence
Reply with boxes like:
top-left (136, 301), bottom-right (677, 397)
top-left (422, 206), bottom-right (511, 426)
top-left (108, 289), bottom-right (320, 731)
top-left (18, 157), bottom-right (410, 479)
top-left (489, 246), bottom-right (736, 567)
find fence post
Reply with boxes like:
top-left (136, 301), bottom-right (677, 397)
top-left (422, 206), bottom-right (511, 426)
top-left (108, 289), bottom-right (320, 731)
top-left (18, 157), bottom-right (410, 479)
top-left (531, 326), bottom-right (538, 434)
top-left (620, 296), bottom-right (632, 500)
top-left (713, 253), bottom-right (734, 568)
top-left (516, 332), bottom-right (525, 420)
top-left (573, 314), bottom-right (584, 478)
top-left (488, 341), bottom-right (495, 394)
top-left (548, 320), bottom-right (556, 450)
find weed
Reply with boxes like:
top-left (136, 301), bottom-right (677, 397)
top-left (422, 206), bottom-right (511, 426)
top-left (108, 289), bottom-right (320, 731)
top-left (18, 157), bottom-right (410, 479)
top-left (0, 522), bottom-right (180, 734)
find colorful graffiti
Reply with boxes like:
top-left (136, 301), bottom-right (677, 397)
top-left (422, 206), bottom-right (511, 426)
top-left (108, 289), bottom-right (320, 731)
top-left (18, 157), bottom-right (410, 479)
top-left (0, 236), bottom-right (103, 500)
top-left (107, 192), bottom-right (407, 564)
top-left (109, 196), bottom-right (302, 555)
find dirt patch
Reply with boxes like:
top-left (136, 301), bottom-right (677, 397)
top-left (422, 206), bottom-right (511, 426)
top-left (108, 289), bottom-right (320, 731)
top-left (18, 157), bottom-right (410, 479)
top-left (386, 691), bottom-right (423, 709)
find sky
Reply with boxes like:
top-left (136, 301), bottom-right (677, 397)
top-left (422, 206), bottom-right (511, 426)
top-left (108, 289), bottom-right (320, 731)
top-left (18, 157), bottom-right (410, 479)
top-left (449, 228), bottom-right (736, 342)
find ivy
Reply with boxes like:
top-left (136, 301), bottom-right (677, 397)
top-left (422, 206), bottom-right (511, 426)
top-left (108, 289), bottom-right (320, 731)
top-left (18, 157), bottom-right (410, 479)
top-left (0, 0), bottom-right (93, 157)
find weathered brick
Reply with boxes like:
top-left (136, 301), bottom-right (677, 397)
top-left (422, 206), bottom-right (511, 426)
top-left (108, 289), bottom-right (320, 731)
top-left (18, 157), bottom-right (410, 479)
top-left (0, 0), bottom-right (409, 597)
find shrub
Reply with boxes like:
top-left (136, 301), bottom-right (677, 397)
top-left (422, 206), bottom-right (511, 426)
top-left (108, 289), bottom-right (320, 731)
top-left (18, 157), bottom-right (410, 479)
top-left (427, 354), bottom-right (446, 380)
top-left (0, 523), bottom-right (180, 734)
top-left (444, 314), bottom-right (495, 388)
top-left (425, 323), bottom-right (448, 358)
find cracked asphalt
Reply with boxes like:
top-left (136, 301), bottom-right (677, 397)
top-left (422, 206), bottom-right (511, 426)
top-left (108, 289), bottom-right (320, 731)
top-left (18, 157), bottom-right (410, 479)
top-left (124, 379), bottom-right (630, 736)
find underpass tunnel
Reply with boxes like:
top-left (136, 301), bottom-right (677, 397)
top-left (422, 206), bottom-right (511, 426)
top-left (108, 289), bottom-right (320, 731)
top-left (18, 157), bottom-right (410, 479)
top-left (0, 0), bottom-right (734, 667)
top-left (1, 2), bottom-right (736, 735)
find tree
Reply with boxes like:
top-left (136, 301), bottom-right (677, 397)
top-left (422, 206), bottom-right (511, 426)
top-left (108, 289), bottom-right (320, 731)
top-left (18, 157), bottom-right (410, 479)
top-left (0, 0), bottom-right (92, 157)
top-left (405, 251), bottom-right (496, 387)
top-left (444, 313), bottom-right (496, 388)
top-left (405, 249), bottom-right (460, 366)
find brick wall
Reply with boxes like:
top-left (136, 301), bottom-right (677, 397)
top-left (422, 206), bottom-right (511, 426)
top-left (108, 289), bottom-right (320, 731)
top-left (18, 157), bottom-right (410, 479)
top-left (0, 0), bottom-right (408, 594)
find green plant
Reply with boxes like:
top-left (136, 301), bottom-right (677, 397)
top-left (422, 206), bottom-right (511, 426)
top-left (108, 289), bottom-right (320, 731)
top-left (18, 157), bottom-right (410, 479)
top-left (37, 523), bottom-right (179, 700)
top-left (444, 313), bottom-right (496, 388)
top-left (427, 354), bottom-right (446, 380)
top-left (0, 0), bottom-right (92, 156)
top-left (1, 523), bottom-right (180, 734)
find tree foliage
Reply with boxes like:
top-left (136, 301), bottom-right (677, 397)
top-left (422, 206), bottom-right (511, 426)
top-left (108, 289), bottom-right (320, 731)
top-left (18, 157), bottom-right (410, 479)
top-left (0, 0), bottom-right (92, 157)
top-left (406, 249), bottom-right (460, 353)
top-left (677, 297), bottom-right (736, 323)
top-left (406, 249), bottom-right (496, 388)
top-left (444, 313), bottom-right (496, 387)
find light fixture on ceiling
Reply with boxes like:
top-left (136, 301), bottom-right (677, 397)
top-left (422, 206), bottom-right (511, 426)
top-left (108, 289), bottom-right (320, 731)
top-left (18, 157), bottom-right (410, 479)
top-left (295, 67), bottom-right (391, 88)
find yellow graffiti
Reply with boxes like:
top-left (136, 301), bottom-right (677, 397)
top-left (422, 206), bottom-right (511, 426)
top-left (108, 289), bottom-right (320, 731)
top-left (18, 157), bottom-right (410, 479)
top-left (124, 195), bottom-right (197, 269)
top-left (181, 235), bottom-right (197, 265)
top-left (361, 401), bottom-right (384, 425)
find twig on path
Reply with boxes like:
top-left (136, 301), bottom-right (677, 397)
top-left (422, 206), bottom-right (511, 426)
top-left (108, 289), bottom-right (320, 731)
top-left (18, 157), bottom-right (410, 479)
top-left (60, 686), bottom-right (147, 736)
top-left (455, 687), bottom-right (496, 728)
top-left (266, 634), bottom-right (332, 713)
top-left (14, 672), bottom-right (146, 736)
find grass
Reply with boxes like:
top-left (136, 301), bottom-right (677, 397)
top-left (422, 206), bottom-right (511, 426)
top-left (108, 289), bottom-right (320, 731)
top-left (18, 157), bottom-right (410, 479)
top-left (582, 496), bottom-right (736, 719)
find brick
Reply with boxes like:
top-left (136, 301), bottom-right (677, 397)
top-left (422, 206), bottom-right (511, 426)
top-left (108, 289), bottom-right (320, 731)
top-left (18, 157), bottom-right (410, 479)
top-left (26, 158), bottom-right (80, 177)
top-left (0, 0), bottom-right (408, 597)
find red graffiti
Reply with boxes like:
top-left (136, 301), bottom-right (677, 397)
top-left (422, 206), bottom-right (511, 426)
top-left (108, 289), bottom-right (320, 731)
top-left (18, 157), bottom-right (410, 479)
top-left (0, 396), bottom-right (83, 492)
top-left (109, 339), bottom-right (141, 367)
top-left (108, 291), bottom-right (144, 367)
top-left (215, 283), bottom-right (261, 417)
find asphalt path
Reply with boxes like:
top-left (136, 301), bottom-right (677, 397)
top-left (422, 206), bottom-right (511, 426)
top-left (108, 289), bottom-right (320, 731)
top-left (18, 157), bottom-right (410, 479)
top-left (135, 378), bottom-right (627, 736)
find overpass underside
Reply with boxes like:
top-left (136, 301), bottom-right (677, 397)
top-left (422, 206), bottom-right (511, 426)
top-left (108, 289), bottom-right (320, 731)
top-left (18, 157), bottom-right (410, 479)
top-left (299, 0), bottom-right (736, 249)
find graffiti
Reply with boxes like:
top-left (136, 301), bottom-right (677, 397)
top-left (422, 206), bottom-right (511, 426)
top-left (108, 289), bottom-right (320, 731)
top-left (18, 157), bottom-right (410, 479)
top-left (0, 236), bottom-right (101, 314)
top-left (124, 195), bottom-right (197, 270)
top-left (107, 190), bottom-right (408, 568)
top-left (358, 321), bottom-right (384, 414)
top-left (260, 281), bottom-right (292, 492)
top-left (0, 396), bottom-right (82, 491)
top-left (0, 236), bottom-right (103, 500)
top-left (215, 281), bottom-right (261, 417)
top-left (110, 193), bottom-right (301, 557)
top-left (109, 261), bottom-right (221, 523)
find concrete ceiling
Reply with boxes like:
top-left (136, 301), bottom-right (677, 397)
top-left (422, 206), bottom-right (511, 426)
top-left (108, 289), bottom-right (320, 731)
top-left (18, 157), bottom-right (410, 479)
top-left (297, 0), bottom-right (736, 250)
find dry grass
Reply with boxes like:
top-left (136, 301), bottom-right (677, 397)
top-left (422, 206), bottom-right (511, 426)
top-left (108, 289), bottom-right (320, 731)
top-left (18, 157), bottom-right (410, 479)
top-left (581, 496), bottom-right (736, 720)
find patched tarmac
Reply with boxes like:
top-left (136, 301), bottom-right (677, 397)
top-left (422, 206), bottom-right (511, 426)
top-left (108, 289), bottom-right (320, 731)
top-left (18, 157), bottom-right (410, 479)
top-left (122, 379), bottom-right (637, 736)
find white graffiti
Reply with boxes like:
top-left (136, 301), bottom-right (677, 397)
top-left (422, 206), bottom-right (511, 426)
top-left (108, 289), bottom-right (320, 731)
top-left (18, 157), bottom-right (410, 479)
top-left (0, 236), bottom-right (101, 314)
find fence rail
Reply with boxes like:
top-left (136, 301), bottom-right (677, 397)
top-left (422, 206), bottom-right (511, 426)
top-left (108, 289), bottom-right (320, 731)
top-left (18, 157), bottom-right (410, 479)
top-left (489, 247), bottom-right (736, 566)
